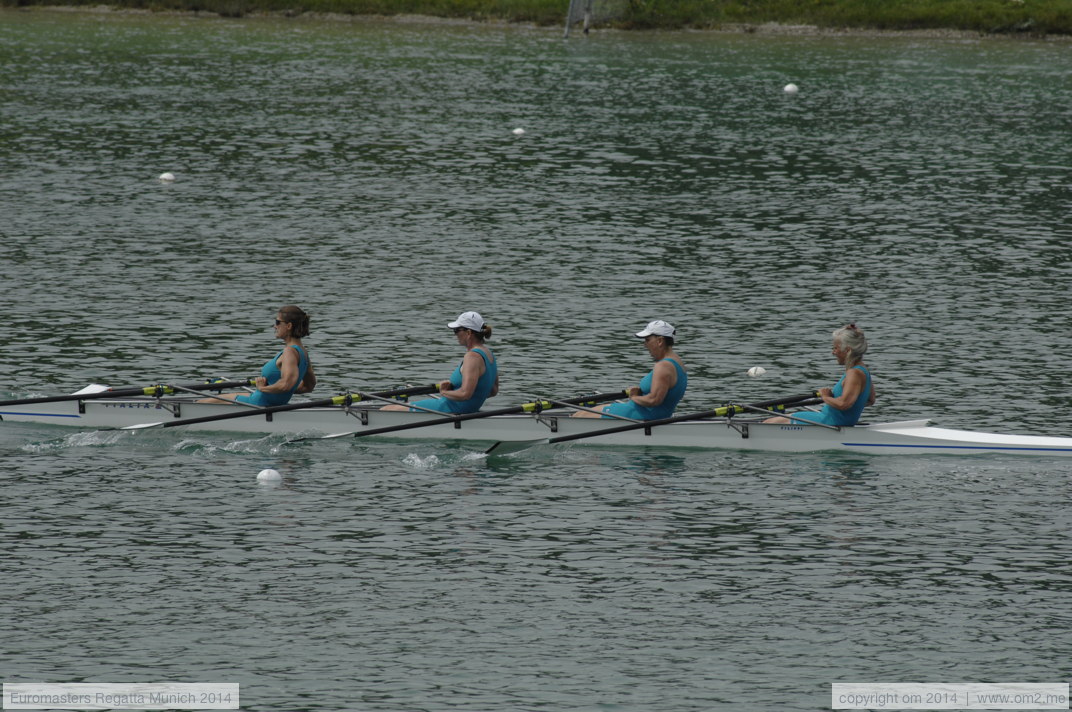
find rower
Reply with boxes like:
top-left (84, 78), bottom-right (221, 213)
top-left (199, 305), bottom-right (316, 406)
top-left (765, 323), bottom-right (874, 426)
top-left (573, 320), bottom-right (688, 420)
top-left (381, 311), bottom-right (499, 414)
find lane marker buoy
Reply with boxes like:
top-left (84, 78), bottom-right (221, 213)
top-left (257, 468), bottom-right (281, 482)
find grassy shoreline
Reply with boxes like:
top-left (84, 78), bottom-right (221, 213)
top-left (6, 0), bottom-right (1071, 36)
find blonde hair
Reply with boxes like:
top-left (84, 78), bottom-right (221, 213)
top-left (833, 323), bottom-right (867, 367)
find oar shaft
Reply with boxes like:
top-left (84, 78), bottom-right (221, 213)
top-left (737, 400), bottom-right (835, 428)
top-left (0, 379), bottom-right (254, 407)
top-left (545, 392), bottom-right (822, 445)
top-left (348, 390), bottom-right (629, 439)
top-left (147, 383), bottom-right (441, 429)
top-left (347, 390), bottom-right (449, 415)
top-left (536, 395), bottom-right (642, 422)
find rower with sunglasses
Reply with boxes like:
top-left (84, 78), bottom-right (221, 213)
top-left (572, 319), bottom-right (687, 421)
top-left (381, 311), bottom-right (499, 414)
top-left (201, 305), bottom-right (316, 406)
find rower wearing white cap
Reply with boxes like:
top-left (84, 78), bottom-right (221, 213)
top-left (382, 311), bottom-right (499, 414)
top-left (573, 320), bottom-right (688, 420)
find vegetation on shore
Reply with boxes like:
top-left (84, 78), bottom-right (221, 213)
top-left (6, 0), bottom-right (1071, 36)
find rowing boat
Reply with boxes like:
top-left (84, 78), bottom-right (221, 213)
top-left (4, 394), bottom-right (1072, 456)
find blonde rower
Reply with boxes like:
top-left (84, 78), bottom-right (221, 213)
top-left (766, 323), bottom-right (874, 426)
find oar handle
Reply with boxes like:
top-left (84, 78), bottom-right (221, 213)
top-left (0, 379), bottom-right (255, 407)
top-left (348, 390), bottom-right (630, 439)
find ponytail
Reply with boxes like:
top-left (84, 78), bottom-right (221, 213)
top-left (278, 305), bottom-right (310, 338)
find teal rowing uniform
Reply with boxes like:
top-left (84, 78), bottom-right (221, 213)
top-left (603, 357), bottom-right (687, 421)
top-left (791, 365), bottom-right (871, 426)
top-left (410, 347), bottom-right (497, 414)
top-left (236, 345), bottom-right (309, 407)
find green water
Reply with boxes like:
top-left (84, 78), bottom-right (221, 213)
top-left (1, 10), bottom-right (1070, 711)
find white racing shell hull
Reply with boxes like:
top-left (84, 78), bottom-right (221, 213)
top-left (4, 396), bottom-right (1072, 456)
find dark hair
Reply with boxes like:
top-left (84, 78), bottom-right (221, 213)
top-left (278, 305), bottom-right (310, 338)
top-left (463, 324), bottom-right (492, 342)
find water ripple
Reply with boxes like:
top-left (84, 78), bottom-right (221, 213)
top-left (3, 12), bottom-right (1072, 711)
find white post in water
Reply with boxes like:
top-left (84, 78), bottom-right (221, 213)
top-left (564, 0), bottom-right (595, 38)
top-left (564, 0), bottom-right (577, 38)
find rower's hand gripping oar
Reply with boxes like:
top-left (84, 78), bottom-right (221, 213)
top-left (484, 391), bottom-right (823, 455)
top-left (122, 383), bottom-right (441, 430)
top-left (311, 390), bottom-right (631, 441)
top-left (0, 379), bottom-right (256, 407)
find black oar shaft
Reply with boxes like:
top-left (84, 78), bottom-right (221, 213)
top-left (736, 400), bottom-right (834, 428)
top-left (0, 379), bottom-right (253, 407)
top-left (544, 392), bottom-right (822, 445)
top-left (349, 390), bottom-right (629, 439)
top-left (150, 383), bottom-right (441, 429)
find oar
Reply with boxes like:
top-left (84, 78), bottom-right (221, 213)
top-left (122, 383), bottom-right (442, 430)
top-left (735, 402), bottom-right (839, 430)
top-left (535, 395), bottom-right (642, 422)
top-left (484, 392), bottom-right (822, 455)
top-left (0, 378), bottom-right (256, 407)
top-left (313, 390), bottom-right (630, 440)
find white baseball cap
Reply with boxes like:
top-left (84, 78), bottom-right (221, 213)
top-left (448, 311), bottom-right (485, 331)
top-left (635, 320), bottom-right (676, 338)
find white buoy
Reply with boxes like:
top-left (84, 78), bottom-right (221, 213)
top-left (256, 468), bottom-right (281, 482)
top-left (783, 83), bottom-right (799, 95)
top-left (747, 366), bottom-right (767, 377)
top-left (158, 172), bottom-right (175, 182)
top-left (512, 127), bottom-right (525, 136)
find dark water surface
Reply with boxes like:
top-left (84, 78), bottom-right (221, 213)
top-left (1, 10), bottom-right (1070, 711)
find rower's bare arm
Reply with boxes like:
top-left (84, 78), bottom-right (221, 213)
top-left (262, 349), bottom-right (300, 394)
top-left (631, 361), bottom-right (674, 408)
top-left (443, 351), bottom-right (482, 401)
top-left (826, 369), bottom-right (865, 410)
top-left (297, 363), bottom-right (316, 394)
